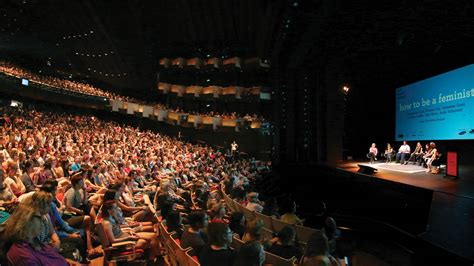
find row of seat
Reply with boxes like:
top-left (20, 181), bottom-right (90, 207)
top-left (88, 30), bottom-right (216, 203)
top-left (157, 221), bottom-right (200, 266)
top-left (221, 186), bottom-right (321, 244)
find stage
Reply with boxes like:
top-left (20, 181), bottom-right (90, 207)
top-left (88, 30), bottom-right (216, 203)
top-left (334, 161), bottom-right (474, 200)
top-left (333, 160), bottom-right (474, 261)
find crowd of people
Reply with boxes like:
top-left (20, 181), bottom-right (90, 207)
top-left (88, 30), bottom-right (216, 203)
top-left (0, 101), bottom-right (338, 265)
top-left (367, 141), bottom-right (441, 173)
top-left (0, 61), bottom-right (268, 123)
top-left (0, 61), bottom-right (136, 101)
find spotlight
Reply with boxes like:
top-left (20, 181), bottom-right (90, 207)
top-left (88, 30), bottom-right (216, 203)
top-left (342, 86), bottom-right (350, 94)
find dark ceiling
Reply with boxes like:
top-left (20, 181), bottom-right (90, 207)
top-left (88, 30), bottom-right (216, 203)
top-left (1, 0), bottom-right (474, 99)
top-left (0, 0), bottom-right (283, 98)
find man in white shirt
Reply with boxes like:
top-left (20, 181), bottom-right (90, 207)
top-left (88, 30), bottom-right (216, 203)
top-left (396, 141), bottom-right (411, 164)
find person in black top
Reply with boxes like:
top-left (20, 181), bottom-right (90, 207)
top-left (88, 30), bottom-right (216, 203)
top-left (234, 240), bottom-right (265, 266)
top-left (166, 211), bottom-right (184, 239)
top-left (199, 222), bottom-right (234, 266)
top-left (229, 212), bottom-right (245, 239)
top-left (268, 226), bottom-right (302, 260)
top-left (181, 211), bottom-right (209, 256)
top-left (261, 198), bottom-right (280, 219)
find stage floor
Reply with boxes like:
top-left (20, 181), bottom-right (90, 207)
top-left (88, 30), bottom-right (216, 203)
top-left (335, 161), bottom-right (474, 200)
top-left (335, 160), bottom-right (474, 261)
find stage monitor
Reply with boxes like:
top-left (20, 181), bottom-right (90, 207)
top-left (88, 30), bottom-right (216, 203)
top-left (396, 64), bottom-right (474, 141)
top-left (21, 78), bottom-right (29, 86)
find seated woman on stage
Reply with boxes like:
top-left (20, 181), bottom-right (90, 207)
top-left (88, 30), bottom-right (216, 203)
top-left (366, 143), bottom-right (378, 163)
top-left (405, 142), bottom-right (423, 165)
top-left (420, 143), bottom-right (430, 167)
top-left (423, 142), bottom-right (438, 173)
top-left (384, 143), bottom-right (395, 163)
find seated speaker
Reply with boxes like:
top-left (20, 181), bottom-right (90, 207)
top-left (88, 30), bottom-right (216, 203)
top-left (358, 164), bottom-right (377, 175)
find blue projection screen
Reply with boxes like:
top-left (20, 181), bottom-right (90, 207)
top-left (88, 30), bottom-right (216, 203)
top-left (396, 64), bottom-right (474, 141)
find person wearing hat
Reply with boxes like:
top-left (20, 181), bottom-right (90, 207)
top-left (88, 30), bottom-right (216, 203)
top-left (246, 192), bottom-right (264, 213)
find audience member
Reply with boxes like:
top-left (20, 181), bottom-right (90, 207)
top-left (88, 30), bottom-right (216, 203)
top-left (234, 240), bottom-right (265, 266)
top-left (268, 225), bottom-right (303, 260)
top-left (199, 222), bottom-right (235, 266)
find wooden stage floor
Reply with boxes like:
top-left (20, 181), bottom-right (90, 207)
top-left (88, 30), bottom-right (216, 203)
top-left (334, 161), bottom-right (474, 200)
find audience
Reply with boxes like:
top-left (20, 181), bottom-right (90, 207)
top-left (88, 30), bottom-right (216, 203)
top-left (234, 240), bottom-right (265, 266)
top-left (0, 99), bottom-right (333, 266)
top-left (166, 211), bottom-right (185, 239)
top-left (299, 231), bottom-right (340, 266)
top-left (229, 211), bottom-right (245, 239)
top-left (199, 222), bottom-right (235, 266)
top-left (268, 225), bottom-right (303, 260)
top-left (181, 211), bottom-right (209, 256)
top-left (0, 61), bottom-right (267, 122)
top-left (1, 205), bottom-right (68, 266)
top-left (280, 200), bottom-right (304, 226)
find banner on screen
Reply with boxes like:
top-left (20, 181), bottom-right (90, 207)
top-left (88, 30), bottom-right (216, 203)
top-left (396, 64), bottom-right (474, 141)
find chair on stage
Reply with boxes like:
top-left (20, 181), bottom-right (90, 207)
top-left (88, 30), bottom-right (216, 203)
top-left (384, 151), bottom-right (395, 163)
top-left (366, 152), bottom-right (378, 164)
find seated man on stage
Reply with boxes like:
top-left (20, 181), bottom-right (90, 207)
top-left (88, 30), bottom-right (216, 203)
top-left (395, 141), bottom-right (411, 164)
top-left (405, 142), bottom-right (423, 165)
top-left (384, 143), bottom-right (395, 163)
top-left (366, 143), bottom-right (378, 163)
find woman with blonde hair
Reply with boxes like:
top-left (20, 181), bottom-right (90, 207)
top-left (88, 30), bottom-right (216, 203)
top-left (21, 191), bottom-right (62, 249)
top-left (0, 205), bottom-right (68, 265)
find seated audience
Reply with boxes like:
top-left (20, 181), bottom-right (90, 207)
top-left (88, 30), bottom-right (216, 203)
top-left (229, 211), bottom-right (245, 239)
top-left (299, 231), bottom-right (340, 266)
top-left (246, 192), bottom-right (264, 213)
top-left (211, 202), bottom-right (228, 224)
top-left (181, 210), bottom-right (209, 256)
top-left (262, 198), bottom-right (280, 218)
top-left (234, 240), bottom-right (265, 266)
top-left (199, 222), bottom-right (235, 266)
top-left (166, 211), bottom-right (185, 239)
top-left (280, 200), bottom-right (304, 226)
top-left (1, 205), bottom-right (68, 266)
top-left (101, 202), bottom-right (160, 261)
top-left (268, 226), bottom-right (303, 260)
top-left (0, 169), bottom-right (18, 213)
